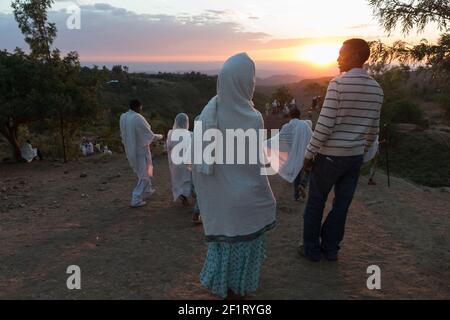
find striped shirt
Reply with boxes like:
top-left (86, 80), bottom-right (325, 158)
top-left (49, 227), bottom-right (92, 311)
top-left (305, 68), bottom-right (383, 159)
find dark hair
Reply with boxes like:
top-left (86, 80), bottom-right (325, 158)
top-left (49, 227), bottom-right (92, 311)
top-left (290, 108), bottom-right (301, 119)
top-left (343, 38), bottom-right (370, 65)
top-left (129, 99), bottom-right (142, 111)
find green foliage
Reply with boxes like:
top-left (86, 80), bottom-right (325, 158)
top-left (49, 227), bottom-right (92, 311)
top-left (383, 99), bottom-right (425, 125)
top-left (379, 131), bottom-right (450, 187)
top-left (368, 0), bottom-right (450, 35)
top-left (304, 82), bottom-right (327, 97)
top-left (271, 86), bottom-right (293, 106)
top-left (12, 0), bottom-right (56, 61)
top-left (368, 0), bottom-right (450, 121)
top-left (0, 0), bottom-right (108, 162)
top-left (99, 72), bottom-right (217, 136)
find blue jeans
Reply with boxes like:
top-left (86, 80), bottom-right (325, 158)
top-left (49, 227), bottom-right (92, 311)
top-left (303, 154), bottom-right (363, 260)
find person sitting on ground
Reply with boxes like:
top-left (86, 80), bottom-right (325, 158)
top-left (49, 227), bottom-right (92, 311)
top-left (20, 140), bottom-right (43, 163)
top-left (80, 137), bottom-right (94, 157)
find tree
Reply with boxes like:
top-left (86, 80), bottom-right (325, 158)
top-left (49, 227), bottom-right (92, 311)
top-left (304, 82), bottom-right (327, 98)
top-left (272, 86), bottom-right (293, 107)
top-left (368, 0), bottom-right (449, 71)
top-left (0, 0), bottom-right (106, 162)
top-left (0, 49), bottom-right (45, 159)
top-left (12, 0), bottom-right (56, 61)
top-left (368, 0), bottom-right (449, 35)
top-left (368, 0), bottom-right (450, 123)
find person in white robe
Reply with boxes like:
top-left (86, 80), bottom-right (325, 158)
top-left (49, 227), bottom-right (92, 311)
top-left (290, 98), bottom-right (297, 108)
top-left (364, 135), bottom-right (380, 185)
top-left (272, 99), bottom-right (278, 115)
top-left (120, 99), bottom-right (164, 207)
top-left (80, 138), bottom-right (94, 156)
top-left (192, 53), bottom-right (277, 299)
top-left (166, 113), bottom-right (193, 204)
top-left (87, 142), bottom-right (94, 155)
top-left (264, 108), bottom-right (313, 200)
top-left (20, 140), bottom-right (42, 163)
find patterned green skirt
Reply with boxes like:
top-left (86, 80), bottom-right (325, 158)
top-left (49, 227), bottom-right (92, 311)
top-left (200, 234), bottom-right (267, 298)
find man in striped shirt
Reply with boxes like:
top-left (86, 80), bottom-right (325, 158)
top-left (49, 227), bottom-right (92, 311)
top-left (299, 39), bottom-right (383, 262)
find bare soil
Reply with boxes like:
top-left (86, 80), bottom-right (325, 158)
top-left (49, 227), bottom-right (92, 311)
top-left (0, 153), bottom-right (449, 299)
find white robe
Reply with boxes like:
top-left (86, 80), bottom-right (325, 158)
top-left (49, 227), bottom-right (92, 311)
top-left (192, 53), bottom-right (277, 242)
top-left (167, 113), bottom-right (193, 201)
top-left (264, 119), bottom-right (313, 183)
top-left (120, 110), bottom-right (160, 179)
top-left (20, 143), bottom-right (37, 163)
top-left (364, 136), bottom-right (379, 163)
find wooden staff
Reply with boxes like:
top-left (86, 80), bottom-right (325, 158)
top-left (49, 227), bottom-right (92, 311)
top-left (384, 123), bottom-right (391, 187)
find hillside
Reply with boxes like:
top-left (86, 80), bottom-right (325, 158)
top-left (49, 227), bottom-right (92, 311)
top-left (256, 76), bottom-right (333, 110)
top-left (0, 153), bottom-right (449, 299)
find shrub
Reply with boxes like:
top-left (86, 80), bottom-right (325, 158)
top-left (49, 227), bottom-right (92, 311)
top-left (382, 98), bottom-right (425, 126)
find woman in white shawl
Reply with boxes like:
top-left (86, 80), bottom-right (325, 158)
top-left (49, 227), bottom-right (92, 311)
top-left (192, 53), bottom-right (276, 299)
top-left (264, 108), bottom-right (313, 201)
top-left (167, 113), bottom-right (193, 205)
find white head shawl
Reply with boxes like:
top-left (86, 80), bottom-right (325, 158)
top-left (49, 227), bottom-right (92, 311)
top-left (167, 113), bottom-right (191, 156)
top-left (194, 53), bottom-right (260, 175)
top-left (173, 113), bottom-right (189, 130)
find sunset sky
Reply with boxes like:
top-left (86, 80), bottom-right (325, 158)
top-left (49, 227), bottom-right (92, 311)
top-left (0, 0), bottom-right (441, 77)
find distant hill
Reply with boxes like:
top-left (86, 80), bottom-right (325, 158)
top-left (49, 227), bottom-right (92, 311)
top-left (256, 74), bottom-right (303, 86)
top-left (256, 76), bottom-right (334, 110)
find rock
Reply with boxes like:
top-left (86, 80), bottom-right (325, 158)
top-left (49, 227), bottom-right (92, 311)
top-left (97, 187), bottom-right (106, 192)
top-left (81, 193), bottom-right (88, 198)
top-left (19, 203), bottom-right (26, 208)
top-left (0, 187), bottom-right (6, 193)
top-left (80, 173), bottom-right (88, 178)
top-left (440, 187), bottom-right (450, 193)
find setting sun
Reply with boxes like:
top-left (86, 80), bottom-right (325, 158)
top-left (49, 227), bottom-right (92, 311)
top-left (298, 43), bottom-right (342, 66)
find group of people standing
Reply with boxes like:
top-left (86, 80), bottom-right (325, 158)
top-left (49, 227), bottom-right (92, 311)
top-left (119, 38), bottom-right (383, 299)
top-left (266, 98), bottom-right (297, 116)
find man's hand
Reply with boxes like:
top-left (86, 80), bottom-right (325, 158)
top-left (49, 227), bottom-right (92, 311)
top-left (303, 157), bottom-right (314, 172)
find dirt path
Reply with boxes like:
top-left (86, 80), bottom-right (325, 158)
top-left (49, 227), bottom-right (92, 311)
top-left (0, 154), bottom-right (449, 299)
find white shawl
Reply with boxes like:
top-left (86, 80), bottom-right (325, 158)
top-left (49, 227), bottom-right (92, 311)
top-left (119, 110), bottom-right (157, 179)
top-left (167, 113), bottom-right (193, 201)
top-left (264, 119), bottom-right (313, 183)
top-left (192, 52), bottom-right (277, 242)
top-left (364, 136), bottom-right (379, 163)
top-left (20, 143), bottom-right (37, 162)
